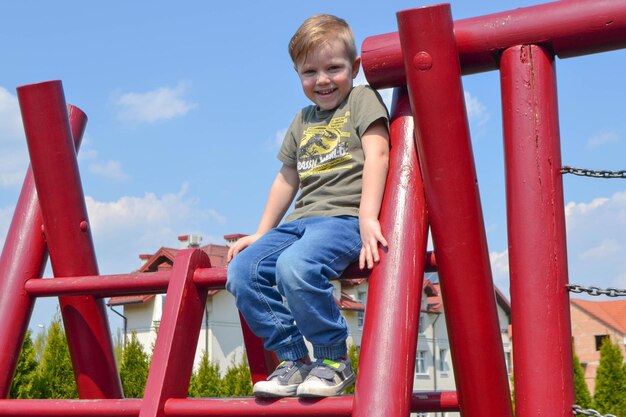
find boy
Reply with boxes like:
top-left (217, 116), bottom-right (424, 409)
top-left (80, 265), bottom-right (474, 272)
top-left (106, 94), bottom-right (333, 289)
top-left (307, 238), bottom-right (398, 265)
top-left (226, 14), bottom-right (389, 398)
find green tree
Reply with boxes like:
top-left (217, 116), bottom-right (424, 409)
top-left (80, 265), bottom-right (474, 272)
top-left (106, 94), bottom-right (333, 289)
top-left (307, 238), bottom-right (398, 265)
top-left (221, 354), bottom-right (252, 397)
top-left (572, 350), bottom-right (592, 409)
top-left (119, 332), bottom-right (151, 398)
top-left (344, 343), bottom-right (359, 395)
top-left (9, 329), bottom-right (39, 399)
top-left (592, 337), bottom-right (626, 416)
top-left (113, 331), bottom-right (125, 369)
top-left (31, 316), bottom-right (78, 399)
top-left (189, 350), bottom-right (223, 397)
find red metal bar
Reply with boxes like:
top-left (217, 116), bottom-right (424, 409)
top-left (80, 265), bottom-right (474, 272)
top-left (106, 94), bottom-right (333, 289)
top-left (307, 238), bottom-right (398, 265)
top-left (17, 80), bottom-right (123, 399)
top-left (24, 252), bottom-right (438, 298)
top-left (363, 0), bottom-right (626, 88)
top-left (239, 313), bottom-right (279, 384)
top-left (0, 392), bottom-right (459, 416)
top-left (0, 104), bottom-right (87, 398)
top-left (25, 271), bottom-right (172, 298)
top-left (0, 399), bottom-right (141, 416)
top-left (396, 5), bottom-right (513, 417)
top-left (500, 44), bottom-right (574, 417)
top-left (352, 87), bottom-right (428, 417)
top-left (139, 249), bottom-right (211, 417)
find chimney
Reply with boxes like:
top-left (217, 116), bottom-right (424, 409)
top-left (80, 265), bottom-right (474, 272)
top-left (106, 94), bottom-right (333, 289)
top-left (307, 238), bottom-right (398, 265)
top-left (139, 253), bottom-right (152, 267)
top-left (223, 233), bottom-right (248, 248)
top-left (178, 234), bottom-right (203, 248)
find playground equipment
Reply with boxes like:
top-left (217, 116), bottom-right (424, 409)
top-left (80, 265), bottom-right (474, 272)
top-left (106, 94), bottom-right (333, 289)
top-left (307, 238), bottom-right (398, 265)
top-left (1, 1), bottom-right (625, 416)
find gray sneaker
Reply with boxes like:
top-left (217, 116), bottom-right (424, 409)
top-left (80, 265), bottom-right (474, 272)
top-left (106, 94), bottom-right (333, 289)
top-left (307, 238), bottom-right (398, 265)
top-left (253, 360), bottom-right (313, 398)
top-left (296, 358), bottom-right (355, 397)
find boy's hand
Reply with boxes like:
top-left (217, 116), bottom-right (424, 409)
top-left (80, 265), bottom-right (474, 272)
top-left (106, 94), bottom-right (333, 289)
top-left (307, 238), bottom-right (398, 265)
top-left (359, 217), bottom-right (388, 269)
top-left (227, 233), bottom-right (262, 263)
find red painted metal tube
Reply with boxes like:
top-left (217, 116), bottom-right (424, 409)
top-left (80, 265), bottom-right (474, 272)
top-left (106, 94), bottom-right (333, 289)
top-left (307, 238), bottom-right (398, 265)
top-left (139, 249), bottom-right (211, 417)
top-left (25, 271), bottom-right (173, 298)
top-left (397, 5), bottom-right (513, 417)
top-left (24, 252), bottom-right (438, 298)
top-left (0, 104), bottom-right (87, 398)
top-left (17, 80), bottom-right (123, 399)
top-left (166, 391), bottom-right (458, 416)
top-left (0, 392), bottom-right (458, 416)
top-left (0, 399), bottom-right (141, 416)
top-left (352, 87), bottom-right (428, 417)
top-left (500, 45), bottom-right (574, 417)
top-left (239, 312), bottom-right (279, 384)
top-left (363, 0), bottom-right (626, 88)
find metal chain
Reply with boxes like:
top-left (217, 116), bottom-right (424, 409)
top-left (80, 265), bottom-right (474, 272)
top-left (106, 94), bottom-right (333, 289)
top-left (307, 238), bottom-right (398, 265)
top-left (573, 405), bottom-right (617, 417)
top-left (567, 284), bottom-right (626, 297)
top-left (561, 166), bottom-right (626, 179)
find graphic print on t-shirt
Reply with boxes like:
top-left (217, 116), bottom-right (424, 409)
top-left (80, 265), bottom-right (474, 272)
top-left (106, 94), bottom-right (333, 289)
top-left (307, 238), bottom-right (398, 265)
top-left (297, 111), bottom-right (353, 180)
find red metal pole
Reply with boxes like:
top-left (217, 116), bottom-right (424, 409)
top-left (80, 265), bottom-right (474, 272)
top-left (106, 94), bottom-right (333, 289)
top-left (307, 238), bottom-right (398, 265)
top-left (0, 104), bottom-right (87, 398)
top-left (139, 249), bottom-right (211, 417)
top-left (239, 314), bottom-right (279, 384)
top-left (17, 80), bottom-right (123, 399)
top-left (500, 44), bottom-right (574, 417)
top-left (363, 0), bottom-right (626, 88)
top-left (352, 87), bottom-right (428, 417)
top-left (396, 5), bottom-right (513, 417)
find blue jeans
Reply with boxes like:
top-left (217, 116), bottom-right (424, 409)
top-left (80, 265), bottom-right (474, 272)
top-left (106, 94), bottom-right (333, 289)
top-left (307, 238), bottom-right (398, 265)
top-left (226, 216), bottom-right (361, 361)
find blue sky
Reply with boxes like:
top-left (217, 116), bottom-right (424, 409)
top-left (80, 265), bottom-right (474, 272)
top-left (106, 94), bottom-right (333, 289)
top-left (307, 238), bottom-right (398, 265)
top-left (1, 1), bottom-right (625, 335)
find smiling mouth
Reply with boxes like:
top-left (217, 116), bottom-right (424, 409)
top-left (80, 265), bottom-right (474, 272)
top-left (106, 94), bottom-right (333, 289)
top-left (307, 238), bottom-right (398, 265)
top-left (316, 88), bottom-right (337, 97)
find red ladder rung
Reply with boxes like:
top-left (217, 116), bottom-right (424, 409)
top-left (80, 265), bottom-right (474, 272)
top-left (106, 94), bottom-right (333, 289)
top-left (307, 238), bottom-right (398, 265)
top-left (23, 251), bottom-right (438, 299)
top-left (0, 391), bottom-right (458, 417)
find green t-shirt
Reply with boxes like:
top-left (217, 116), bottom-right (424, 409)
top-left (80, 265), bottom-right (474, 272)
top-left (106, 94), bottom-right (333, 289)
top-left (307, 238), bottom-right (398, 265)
top-left (278, 85), bottom-right (389, 222)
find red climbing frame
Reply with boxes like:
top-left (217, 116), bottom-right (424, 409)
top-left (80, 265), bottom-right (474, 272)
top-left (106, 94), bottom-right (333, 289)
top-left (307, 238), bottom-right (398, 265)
top-left (1, 1), bottom-right (626, 416)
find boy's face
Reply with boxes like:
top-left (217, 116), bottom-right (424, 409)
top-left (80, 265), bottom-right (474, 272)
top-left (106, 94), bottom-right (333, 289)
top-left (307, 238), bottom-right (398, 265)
top-left (295, 40), bottom-right (360, 111)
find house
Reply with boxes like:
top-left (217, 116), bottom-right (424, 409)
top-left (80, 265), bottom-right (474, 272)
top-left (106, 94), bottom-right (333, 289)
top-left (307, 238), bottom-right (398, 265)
top-left (570, 298), bottom-right (626, 393)
top-left (107, 234), bottom-right (372, 373)
top-left (108, 234), bottom-right (513, 415)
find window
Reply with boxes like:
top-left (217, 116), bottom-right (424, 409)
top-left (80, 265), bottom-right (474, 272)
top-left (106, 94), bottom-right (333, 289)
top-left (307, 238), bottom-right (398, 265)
top-left (357, 291), bottom-right (367, 328)
top-left (505, 351), bottom-right (513, 374)
top-left (418, 313), bottom-right (427, 334)
top-left (595, 335), bottom-right (610, 351)
top-left (416, 350), bottom-right (428, 375)
top-left (439, 349), bottom-right (448, 373)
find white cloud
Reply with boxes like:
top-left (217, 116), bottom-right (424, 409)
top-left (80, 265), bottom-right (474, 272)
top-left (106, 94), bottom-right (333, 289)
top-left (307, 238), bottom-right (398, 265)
top-left (115, 82), bottom-right (197, 123)
top-left (564, 190), bottom-right (626, 289)
top-left (0, 87), bottom-right (28, 189)
top-left (564, 197), bottom-right (610, 229)
top-left (489, 249), bottom-right (510, 282)
top-left (586, 129), bottom-right (620, 149)
top-left (0, 150), bottom-right (28, 188)
top-left (274, 128), bottom-right (287, 148)
top-left (84, 185), bottom-right (225, 273)
top-left (464, 91), bottom-right (490, 127)
top-left (0, 205), bottom-right (15, 250)
top-left (579, 238), bottom-right (622, 261)
top-left (0, 87), bottom-right (23, 141)
top-left (88, 160), bottom-right (128, 181)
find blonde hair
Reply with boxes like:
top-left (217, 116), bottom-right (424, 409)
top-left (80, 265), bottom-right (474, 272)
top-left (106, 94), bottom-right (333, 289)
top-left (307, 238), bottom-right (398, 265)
top-left (289, 14), bottom-right (357, 65)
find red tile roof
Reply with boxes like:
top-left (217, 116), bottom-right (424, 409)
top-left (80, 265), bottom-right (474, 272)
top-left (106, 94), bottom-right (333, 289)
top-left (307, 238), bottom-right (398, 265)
top-left (108, 294), bottom-right (155, 306)
top-left (108, 243), bottom-right (228, 306)
top-left (571, 298), bottom-right (626, 334)
top-left (336, 291), bottom-right (365, 311)
top-left (224, 233), bottom-right (247, 240)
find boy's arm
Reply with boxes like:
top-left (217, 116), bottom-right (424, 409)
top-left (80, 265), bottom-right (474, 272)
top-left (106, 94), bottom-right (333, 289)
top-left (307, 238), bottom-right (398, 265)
top-left (227, 164), bottom-right (299, 261)
top-left (359, 119), bottom-right (390, 269)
